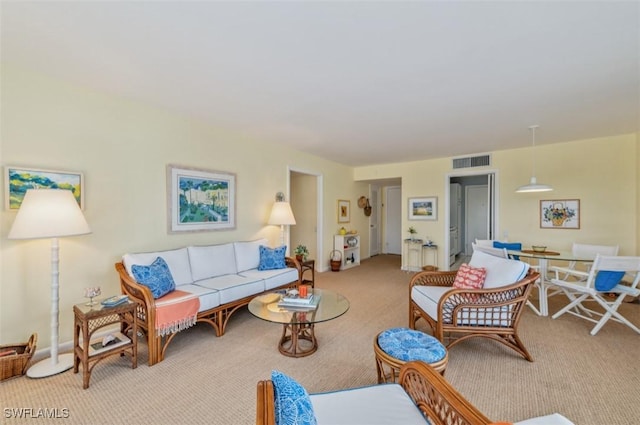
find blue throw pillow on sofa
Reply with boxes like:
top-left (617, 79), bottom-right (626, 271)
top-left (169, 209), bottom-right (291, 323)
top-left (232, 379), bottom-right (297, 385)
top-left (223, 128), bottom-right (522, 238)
top-left (271, 370), bottom-right (317, 425)
top-left (131, 257), bottom-right (176, 299)
top-left (595, 270), bottom-right (625, 291)
top-left (493, 241), bottom-right (522, 260)
top-left (258, 245), bottom-right (287, 271)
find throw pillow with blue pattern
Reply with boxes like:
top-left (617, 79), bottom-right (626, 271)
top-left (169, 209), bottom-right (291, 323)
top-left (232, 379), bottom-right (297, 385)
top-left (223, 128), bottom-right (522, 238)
top-left (271, 370), bottom-right (317, 425)
top-left (131, 257), bottom-right (176, 299)
top-left (258, 245), bottom-right (287, 270)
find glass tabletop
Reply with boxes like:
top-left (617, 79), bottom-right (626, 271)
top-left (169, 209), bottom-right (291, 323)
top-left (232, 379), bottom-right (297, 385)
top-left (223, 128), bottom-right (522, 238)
top-left (248, 288), bottom-right (349, 325)
top-left (508, 249), bottom-right (596, 262)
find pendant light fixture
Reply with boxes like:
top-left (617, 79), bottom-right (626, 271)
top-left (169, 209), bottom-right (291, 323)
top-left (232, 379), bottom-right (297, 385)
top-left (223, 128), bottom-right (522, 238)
top-left (515, 125), bottom-right (553, 193)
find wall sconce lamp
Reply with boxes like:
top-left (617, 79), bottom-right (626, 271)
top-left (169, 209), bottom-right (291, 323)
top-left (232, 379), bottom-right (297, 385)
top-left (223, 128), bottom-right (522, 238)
top-left (268, 192), bottom-right (296, 246)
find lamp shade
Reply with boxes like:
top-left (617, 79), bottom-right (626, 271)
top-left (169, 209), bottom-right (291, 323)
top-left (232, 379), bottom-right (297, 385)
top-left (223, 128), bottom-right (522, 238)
top-left (8, 189), bottom-right (91, 240)
top-left (515, 177), bottom-right (554, 193)
top-left (267, 202), bottom-right (296, 226)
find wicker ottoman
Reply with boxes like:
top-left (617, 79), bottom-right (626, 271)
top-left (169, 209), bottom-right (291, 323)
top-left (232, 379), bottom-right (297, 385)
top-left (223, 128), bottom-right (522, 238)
top-left (374, 327), bottom-right (448, 384)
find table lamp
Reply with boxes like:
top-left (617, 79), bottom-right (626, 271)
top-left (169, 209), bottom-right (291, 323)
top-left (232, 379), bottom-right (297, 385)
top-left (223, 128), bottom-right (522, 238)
top-left (267, 192), bottom-right (296, 246)
top-left (8, 189), bottom-right (91, 378)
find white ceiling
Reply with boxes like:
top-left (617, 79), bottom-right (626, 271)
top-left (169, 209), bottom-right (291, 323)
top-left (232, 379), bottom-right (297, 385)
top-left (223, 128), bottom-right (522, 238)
top-left (2, 1), bottom-right (638, 166)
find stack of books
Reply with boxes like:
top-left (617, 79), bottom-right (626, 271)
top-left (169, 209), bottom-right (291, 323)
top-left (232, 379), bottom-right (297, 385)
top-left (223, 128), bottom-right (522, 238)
top-left (277, 294), bottom-right (321, 311)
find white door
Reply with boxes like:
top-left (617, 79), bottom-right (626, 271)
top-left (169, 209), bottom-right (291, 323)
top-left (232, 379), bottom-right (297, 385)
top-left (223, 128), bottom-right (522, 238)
top-left (385, 186), bottom-right (402, 255)
top-left (465, 185), bottom-right (488, 254)
top-left (369, 186), bottom-right (380, 256)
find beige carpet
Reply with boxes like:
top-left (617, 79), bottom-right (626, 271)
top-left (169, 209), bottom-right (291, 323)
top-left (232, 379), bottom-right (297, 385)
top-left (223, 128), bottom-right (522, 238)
top-left (3, 255), bottom-right (639, 425)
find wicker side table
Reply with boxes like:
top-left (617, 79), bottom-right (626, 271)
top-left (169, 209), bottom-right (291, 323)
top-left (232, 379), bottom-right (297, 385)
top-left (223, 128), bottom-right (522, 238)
top-left (300, 259), bottom-right (315, 288)
top-left (73, 301), bottom-right (137, 389)
top-left (374, 327), bottom-right (448, 384)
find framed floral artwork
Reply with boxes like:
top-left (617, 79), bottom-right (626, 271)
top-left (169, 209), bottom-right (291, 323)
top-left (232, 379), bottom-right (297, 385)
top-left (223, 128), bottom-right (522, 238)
top-left (167, 164), bottom-right (236, 233)
top-left (408, 196), bottom-right (437, 221)
top-left (337, 199), bottom-right (350, 223)
top-left (5, 166), bottom-right (84, 210)
top-left (540, 199), bottom-right (580, 229)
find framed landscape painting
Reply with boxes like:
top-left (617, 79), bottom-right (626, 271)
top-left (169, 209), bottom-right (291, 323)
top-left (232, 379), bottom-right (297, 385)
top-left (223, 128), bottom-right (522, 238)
top-left (408, 196), bottom-right (437, 221)
top-left (167, 165), bottom-right (236, 233)
top-left (5, 166), bottom-right (84, 210)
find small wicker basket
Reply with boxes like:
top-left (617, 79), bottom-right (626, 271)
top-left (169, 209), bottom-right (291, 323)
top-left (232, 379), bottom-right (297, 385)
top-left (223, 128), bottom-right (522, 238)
top-left (0, 333), bottom-right (37, 381)
top-left (330, 250), bottom-right (342, 272)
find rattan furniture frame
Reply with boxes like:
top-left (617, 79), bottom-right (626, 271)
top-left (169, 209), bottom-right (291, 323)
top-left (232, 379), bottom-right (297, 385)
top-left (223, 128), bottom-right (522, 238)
top-left (374, 332), bottom-right (447, 383)
top-left (256, 360), bottom-right (492, 425)
top-left (73, 301), bottom-right (137, 389)
top-left (409, 269), bottom-right (539, 362)
top-left (115, 257), bottom-right (300, 366)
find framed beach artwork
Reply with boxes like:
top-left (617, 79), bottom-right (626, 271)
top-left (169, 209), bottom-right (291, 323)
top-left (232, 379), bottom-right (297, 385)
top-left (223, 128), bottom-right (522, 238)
top-left (5, 166), bottom-right (84, 210)
top-left (337, 199), bottom-right (350, 223)
top-left (540, 199), bottom-right (580, 229)
top-left (167, 165), bottom-right (236, 233)
top-left (408, 197), bottom-right (437, 221)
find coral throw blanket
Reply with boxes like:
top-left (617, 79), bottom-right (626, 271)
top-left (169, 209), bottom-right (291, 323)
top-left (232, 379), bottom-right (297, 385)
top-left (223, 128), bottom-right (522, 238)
top-left (154, 290), bottom-right (200, 337)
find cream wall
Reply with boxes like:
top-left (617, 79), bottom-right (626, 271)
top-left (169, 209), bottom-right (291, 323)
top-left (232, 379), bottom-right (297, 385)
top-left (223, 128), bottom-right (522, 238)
top-left (355, 133), bottom-right (638, 267)
top-left (0, 65), bottom-right (365, 347)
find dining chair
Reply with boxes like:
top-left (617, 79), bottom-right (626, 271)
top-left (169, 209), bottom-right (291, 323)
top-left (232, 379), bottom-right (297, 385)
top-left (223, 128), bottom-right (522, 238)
top-left (471, 242), bottom-right (508, 259)
top-left (550, 255), bottom-right (640, 335)
top-left (550, 243), bottom-right (619, 281)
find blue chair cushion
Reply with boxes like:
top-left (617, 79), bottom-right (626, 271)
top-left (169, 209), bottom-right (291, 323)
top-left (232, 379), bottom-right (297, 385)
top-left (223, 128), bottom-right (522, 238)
top-left (378, 327), bottom-right (446, 363)
top-left (258, 245), bottom-right (287, 271)
top-left (131, 257), bottom-right (176, 299)
top-left (494, 241), bottom-right (522, 260)
top-left (595, 270), bottom-right (625, 291)
top-left (271, 370), bottom-right (317, 425)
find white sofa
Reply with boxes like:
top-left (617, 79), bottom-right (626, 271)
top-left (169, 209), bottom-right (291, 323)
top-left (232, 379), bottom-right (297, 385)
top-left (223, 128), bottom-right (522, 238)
top-left (256, 361), bottom-right (575, 425)
top-left (115, 238), bottom-right (300, 365)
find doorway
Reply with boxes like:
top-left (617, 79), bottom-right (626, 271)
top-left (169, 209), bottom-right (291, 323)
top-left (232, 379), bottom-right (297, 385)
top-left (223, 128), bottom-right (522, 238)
top-left (290, 169), bottom-right (323, 270)
top-left (369, 186), bottom-right (380, 256)
top-left (445, 172), bottom-right (497, 268)
top-left (385, 186), bottom-right (402, 255)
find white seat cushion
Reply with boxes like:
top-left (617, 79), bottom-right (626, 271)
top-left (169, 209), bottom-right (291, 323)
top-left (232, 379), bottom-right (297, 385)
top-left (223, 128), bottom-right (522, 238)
top-left (310, 383), bottom-right (428, 424)
top-left (193, 274), bottom-right (265, 304)
top-left (468, 250), bottom-right (529, 288)
top-left (515, 413), bottom-right (575, 425)
top-left (240, 267), bottom-right (298, 290)
top-left (177, 284), bottom-right (221, 312)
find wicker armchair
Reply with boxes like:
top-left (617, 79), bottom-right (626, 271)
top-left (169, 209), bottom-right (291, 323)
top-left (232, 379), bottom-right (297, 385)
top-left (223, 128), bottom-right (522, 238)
top-left (409, 268), bottom-right (539, 362)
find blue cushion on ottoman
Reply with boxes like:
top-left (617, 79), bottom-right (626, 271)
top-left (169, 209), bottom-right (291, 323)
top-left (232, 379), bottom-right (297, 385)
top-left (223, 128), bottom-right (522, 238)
top-left (377, 327), bottom-right (446, 363)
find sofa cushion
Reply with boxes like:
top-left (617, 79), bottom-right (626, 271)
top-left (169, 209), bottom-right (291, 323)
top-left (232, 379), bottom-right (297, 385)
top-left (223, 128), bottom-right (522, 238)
top-left (193, 274), bottom-right (265, 304)
top-left (241, 267), bottom-right (298, 291)
top-left (271, 370), bottom-right (317, 425)
top-left (177, 284), bottom-right (221, 312)
top-left (310, 383), bottom-right (428, 425)
top-left (468, 250), bottom-right (529, 289)
top-left (131, 257), bottom-right (176, 299)
top-left (258, 245), bottom-right (287, 271)
top-left (234, 239), bottom-right (268, 273)
top-left (188, 244), bottom-right (237, 281)
top-left (123, 248), bottom-right (193, 286)
top-left (453, 264), bottom-right (487, 289)
top-left (515, 413), bottom-right (575, 425)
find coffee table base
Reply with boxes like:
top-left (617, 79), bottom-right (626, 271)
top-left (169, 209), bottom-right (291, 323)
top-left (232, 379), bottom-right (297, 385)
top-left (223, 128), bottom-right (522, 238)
top-left (279, 322), bottom-right (317, 357)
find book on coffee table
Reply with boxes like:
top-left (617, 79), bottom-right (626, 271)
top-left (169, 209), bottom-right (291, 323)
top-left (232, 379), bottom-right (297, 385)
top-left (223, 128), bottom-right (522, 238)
top-left (278, 295), bottom-right (321, 310)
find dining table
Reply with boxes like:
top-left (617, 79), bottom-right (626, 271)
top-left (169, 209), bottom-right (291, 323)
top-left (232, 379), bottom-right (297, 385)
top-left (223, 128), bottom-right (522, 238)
top-left (507, 249), bottom-right (598, 316)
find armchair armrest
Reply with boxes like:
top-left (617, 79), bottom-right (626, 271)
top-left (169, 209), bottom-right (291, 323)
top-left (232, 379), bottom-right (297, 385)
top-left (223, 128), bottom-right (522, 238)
top-left (549, 266), bottom-right (589, 281)
top-left (410, 270), bottom-right (457, 289)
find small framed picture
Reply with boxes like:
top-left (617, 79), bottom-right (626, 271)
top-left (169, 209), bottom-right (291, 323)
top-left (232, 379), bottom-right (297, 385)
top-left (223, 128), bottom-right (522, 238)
top-left (540, 199), bottom-right (580, 229)
top-left (337, 199), bottom-right (350, 223)
top-left (5, 166), bottom-right (84, 210)
top-left (408, 197), bottom-right (437, 221)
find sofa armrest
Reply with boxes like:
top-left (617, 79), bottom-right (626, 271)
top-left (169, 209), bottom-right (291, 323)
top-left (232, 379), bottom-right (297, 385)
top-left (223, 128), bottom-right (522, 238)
top-left (399, 361), bottom-right (491, 425)
top-left (114, 261), bottom-right (156, 320)
top-left (256, 380), bottom-right (276, 425)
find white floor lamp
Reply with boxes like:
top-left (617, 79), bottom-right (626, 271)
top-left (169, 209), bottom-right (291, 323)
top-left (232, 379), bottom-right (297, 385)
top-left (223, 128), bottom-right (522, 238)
top-left (8, 189), bottom-right (91, 378)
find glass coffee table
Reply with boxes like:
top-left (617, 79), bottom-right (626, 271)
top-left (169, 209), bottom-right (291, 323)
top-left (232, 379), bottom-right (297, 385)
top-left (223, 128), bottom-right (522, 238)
top-left (248, 288), bottom-right (349, 357)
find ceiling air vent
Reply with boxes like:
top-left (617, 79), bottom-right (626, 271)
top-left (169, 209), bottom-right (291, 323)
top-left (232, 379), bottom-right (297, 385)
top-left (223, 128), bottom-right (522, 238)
top-left (452, 154), bottom-right (491, 169)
